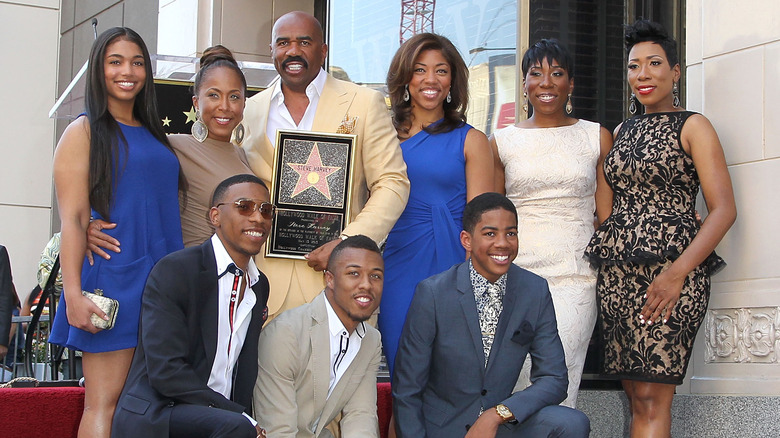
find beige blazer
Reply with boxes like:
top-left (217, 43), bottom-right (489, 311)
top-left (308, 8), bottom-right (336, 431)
top-left (254, 292), bottom-right (381, 438)
top-left (242, 74), bottom-right (409, 317)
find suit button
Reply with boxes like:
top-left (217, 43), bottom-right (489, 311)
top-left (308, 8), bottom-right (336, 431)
top-left (167, 401), bottom-right (174, 407)
top-left (481, 389), bottom-right (487, 396)
top-left (465, 424), bottom-right (471, 431)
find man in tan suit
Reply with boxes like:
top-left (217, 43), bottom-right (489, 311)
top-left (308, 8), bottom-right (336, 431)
top-left (254, 236), bottom-right (382, 437)
top-left (241, 11), bottom-right (409, 321)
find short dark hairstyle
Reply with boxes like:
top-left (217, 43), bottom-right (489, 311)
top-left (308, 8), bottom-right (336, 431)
top-left (386, 32), bottom-right (468, 139)
top-left (462, 192), bottom-right (518, 234)
top-left (326, 235), bottom-right (381, 272)
top-left (521, 38), bottom-right (574, 78)
top-left (624, 19), bottom-right (679, 67)
top-left (210, 174), bottom-right (268, 206)
top-left (193, 44), bottom-right (247, 96)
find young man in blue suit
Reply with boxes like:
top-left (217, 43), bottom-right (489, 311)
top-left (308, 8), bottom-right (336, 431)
top-left (393, 192), bottom-right (590, 437)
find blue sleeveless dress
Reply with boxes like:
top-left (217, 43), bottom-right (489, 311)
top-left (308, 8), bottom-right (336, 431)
top-left (50, 122), bottom-right (184, 353)
top-left (380, 122), bottom-right (471, 377)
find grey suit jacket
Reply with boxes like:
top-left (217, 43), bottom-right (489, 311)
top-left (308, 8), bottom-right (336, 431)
top-left (393, 262), bottom-right (568, 438)
top-left (254, 292), bottom-right (381, 438)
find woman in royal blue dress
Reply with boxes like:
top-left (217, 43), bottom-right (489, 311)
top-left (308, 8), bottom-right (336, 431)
top-left (381, 33), bottom-right (494, 379)
top-left (49, 28), bottom-right (184, 437)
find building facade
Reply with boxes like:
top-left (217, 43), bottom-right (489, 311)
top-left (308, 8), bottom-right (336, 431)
top-left (1, 0), bottom-right (778, 410)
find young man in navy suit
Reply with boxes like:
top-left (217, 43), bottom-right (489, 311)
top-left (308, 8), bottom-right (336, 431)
top-left (112, 174), bottom-right (272, 438)
top-left (393, 192), bottom-right (590, 437)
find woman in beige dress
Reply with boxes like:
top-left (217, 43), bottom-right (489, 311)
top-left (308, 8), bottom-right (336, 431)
top-left (490, 39), bottom-right (612, 407)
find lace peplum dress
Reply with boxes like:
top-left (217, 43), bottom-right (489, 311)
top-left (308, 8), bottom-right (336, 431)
top-left (494, 119), bottom-right (600, 407)
top-left (585, 111), bottom-right (721, 384)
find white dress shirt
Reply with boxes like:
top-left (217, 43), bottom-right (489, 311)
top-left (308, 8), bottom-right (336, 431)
top-left (207, 234), bottom-right (260, 400)
top-left (324, 295), bottom-right (366, 398)
top-left (266, 68), bottom-right (328, 144)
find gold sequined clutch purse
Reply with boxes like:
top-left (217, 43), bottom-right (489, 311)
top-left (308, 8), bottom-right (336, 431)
top-left (82, 289), bottom-right (119, 330)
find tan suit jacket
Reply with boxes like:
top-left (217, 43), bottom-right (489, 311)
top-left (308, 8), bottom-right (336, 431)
top-left (254, 292), bottom-right (381, 438)
top-left (242, 74), bottom-right (409, 318)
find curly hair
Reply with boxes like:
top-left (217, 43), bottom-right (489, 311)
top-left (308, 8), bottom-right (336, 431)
top-left (624, 19), bottom-right (679, 67)
top-left (386, 33), bottom-right (468, 138)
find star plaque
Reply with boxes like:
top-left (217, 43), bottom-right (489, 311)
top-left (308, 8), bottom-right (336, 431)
top-left (267, 130), bottom-right (356, 259)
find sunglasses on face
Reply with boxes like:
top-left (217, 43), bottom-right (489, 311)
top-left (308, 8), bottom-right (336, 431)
top-left (216, 199), bottom-right (276, 219)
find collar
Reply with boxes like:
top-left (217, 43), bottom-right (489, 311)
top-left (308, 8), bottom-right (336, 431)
top-left (270, 67), bottom-right (328, 107)
top-left (468, 259), bottom-right (507, 297)
top-left (211, 234), bottom-right (260, 287)
top-left (323, 292), bottom-right (366, 338)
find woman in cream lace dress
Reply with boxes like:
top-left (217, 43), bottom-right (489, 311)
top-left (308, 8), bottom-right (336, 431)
top-left (491, 39), bottom-right (612, 407)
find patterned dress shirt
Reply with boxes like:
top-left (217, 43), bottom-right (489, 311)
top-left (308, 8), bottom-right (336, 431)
top-left (469, 260), bottom-right (507, 367)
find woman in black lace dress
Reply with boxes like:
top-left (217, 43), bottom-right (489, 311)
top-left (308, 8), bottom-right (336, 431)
top-left (586, 20), bottom-right (736, 437)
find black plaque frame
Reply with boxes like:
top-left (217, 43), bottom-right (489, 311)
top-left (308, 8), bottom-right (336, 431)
top-left (267, 130), bottom-right (357, 259)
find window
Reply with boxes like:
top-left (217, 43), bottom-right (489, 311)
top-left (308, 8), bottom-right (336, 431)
top-left (325, 0), bottom-right (518, 136)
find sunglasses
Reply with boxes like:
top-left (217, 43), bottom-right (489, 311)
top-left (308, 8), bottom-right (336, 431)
top-left (216, 199), bottom-right (276, 219)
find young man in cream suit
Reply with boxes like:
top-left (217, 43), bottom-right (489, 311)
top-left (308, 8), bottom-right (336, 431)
top-left (241, 11), bottom-right (409, 321)
top-left (254, 235), bottom-right (382, 437)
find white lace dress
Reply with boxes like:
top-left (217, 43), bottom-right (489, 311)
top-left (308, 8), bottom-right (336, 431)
top-left (494, 120), bottom-right (600, 407)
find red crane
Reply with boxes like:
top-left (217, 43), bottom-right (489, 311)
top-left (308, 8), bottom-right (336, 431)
top-left (400, 0), bottom-right (436, 44)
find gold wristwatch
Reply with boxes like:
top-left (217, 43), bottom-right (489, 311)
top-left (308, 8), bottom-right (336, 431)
top-left (495, 404), bottom-right (514, 422)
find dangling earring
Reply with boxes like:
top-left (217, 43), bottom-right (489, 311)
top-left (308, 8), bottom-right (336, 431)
top-left (446, 91), bottom-right (452, 104)
top-left (191, 110), bottom-right (208, 142)
top-left (232, 122), bottom-right (245, 146)
top-left (565, 93), bottom-right (573, 114)
top-left (672, 82), bottom-right (680, 108)
top-left (403, 85), bottom-right (410, 102)
top-left (522, 91), bottom-right (529, 114)
top-left (628, 93), bottom-right (637, 115)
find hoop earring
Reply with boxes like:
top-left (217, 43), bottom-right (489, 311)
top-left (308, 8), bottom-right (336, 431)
top-left (628, 93), bottom-right (637, 115)
top-left (446, 91), bottom-right (452, 104)
top-left (403, 85), bottom-right (410, 102)
top-left (565, 93), bottom-right (573, 114)
top-left (522, 91), bottom-right (529, 114)
top-left (191, 110), bottom-right (208, 142)
top-left (673, 82), bottom-right (680, 108)
top-left (232, 122), bottom-right (245, 146)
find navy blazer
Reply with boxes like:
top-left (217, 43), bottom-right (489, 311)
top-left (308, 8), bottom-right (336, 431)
top-left (392, 262), bottom-right (567, 438)
top-left (112, 239), bottom-right (269, 437)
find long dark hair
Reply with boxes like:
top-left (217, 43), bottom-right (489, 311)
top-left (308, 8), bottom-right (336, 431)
top-left (85, 27), bottom-right (176, 220)
top-left (386, 33), bottom-right (468, 139)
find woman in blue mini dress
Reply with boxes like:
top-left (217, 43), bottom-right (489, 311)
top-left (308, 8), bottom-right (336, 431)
top-left (49, 27), bottom-right (183, 437)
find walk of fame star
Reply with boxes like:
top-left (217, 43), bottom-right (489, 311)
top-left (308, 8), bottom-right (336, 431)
top-left (287, 143), bottom-right (341, 200)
